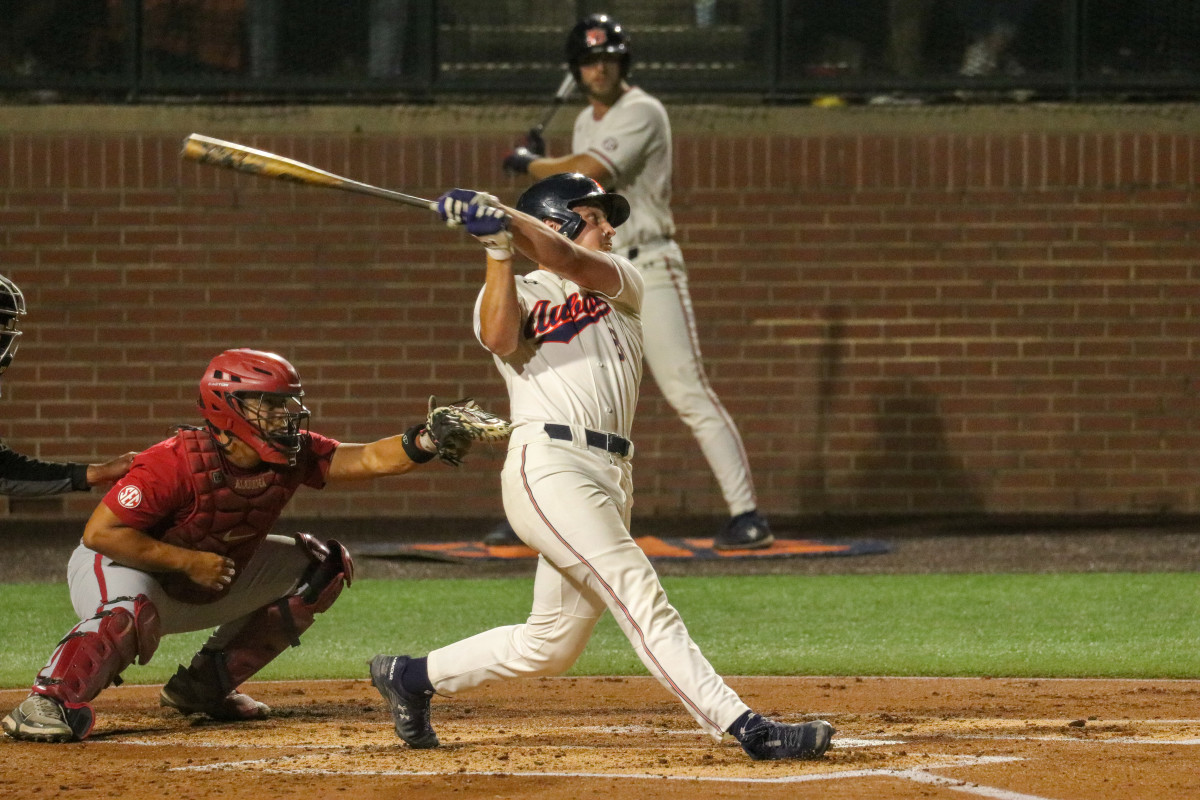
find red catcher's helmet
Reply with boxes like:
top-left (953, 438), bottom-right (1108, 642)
top-left (0, 274), bottom-right (26, 397)
top-left (566, 13), bottom-right (631, 82)
top-left (197, 348), bottom-right (310, 466)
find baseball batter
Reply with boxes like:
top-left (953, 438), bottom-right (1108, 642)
top-left (370, 174), bottom-right (834, 760)
top-left (3, 348), bottom-right (490, 743)
top-left (502, 14), bottom-right (771, 550)
top-left (0, 273), bottom-right (134, 495)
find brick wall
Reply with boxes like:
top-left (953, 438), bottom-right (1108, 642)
top-left (1, 105), bottom-right (1198, 520)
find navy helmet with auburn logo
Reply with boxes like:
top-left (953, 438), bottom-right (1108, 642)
top-left (516, 172), bottom-right (630, 241)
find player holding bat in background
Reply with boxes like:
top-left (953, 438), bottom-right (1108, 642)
top-left (370, 175), bottom-right (834, 760)
top-left (496, 13), bottom-right (772, 550)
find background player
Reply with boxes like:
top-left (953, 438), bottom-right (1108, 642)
top-left (3, 348), bottom-right (491, 742)
top-left (1, 273), bottom-right (134, 495)
top-left (499, 14), bottom-right (771, 550)
top-left (370, 175), bottom-right (833, 761)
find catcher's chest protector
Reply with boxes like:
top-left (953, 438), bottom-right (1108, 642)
top-left (158, 428), bottom-right (294, 602)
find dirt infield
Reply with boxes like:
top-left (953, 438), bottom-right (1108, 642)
top-left (2, 676), bottom-right (1197, 800)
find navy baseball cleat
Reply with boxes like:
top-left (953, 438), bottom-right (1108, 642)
top-left (160, 665), bottom-right (270, 722)
top-left (733, 713), bottom-right (835, 760)
top-left (714, 510), bottom-right (774, 550)
top-left (482, 520), bottom-right (522, 547)
top-left (369, 654), bottom-right (439, 749)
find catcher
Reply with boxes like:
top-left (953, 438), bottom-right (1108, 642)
top-left (2, 347), bottom-right (508, 742)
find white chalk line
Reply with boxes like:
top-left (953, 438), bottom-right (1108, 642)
top-left (171, 753), bottom-right (1023, 784)
top-left (169, 754), bottom-right (1070, 799)
top-left (934, 733), bottom-right (1200, 745)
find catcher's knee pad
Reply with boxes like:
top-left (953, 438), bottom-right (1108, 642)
top-left (34, 594), bottom-right (160, 706)
top-left (213, 558), bottom-right (349, 689)
top-left (294, 534), bottom-right (354, 611)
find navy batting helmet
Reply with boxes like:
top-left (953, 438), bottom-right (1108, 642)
top-left (516, 173), bottom-right (630, 241)
top-left (566, 13), bottom-right (631, 82)
top-left (198, 348), bottom-right (310, 466)
top-left (0, 274), bottom-right (26, 396)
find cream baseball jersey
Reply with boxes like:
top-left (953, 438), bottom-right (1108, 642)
top-left (572, 87), bottom-right (674, 250)
top-left (473, 254), bottom-right (645, 438)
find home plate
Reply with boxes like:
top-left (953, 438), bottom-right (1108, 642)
top-left (832, 737), bottom-right (903, 748)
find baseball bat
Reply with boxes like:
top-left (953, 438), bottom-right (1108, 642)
top-left (180, 133), bottom-right (437, 211)
top-left (530, 73), bottom-right (577, 137)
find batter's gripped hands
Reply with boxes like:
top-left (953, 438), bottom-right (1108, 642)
top-left (86, 452), bottom-right (137, 488)
top-left (502, 146), bottom-right (538, 175)
top-left (437, 189), bottom-right (501, 227)
top-left (183, 551), bottom-right (237, 592)
top-left (520, 128), bottom-right (546, 156)
top-left (437, 189), bottom-right (513, 260)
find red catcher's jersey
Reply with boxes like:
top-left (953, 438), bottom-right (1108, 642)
top-left (103, 427), bottom-right (338, 603)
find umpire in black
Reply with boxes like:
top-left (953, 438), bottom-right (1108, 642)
top-left (1, 273), bottom-right (134, 495)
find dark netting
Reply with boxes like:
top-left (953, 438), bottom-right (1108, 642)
top-left (0, 1), bottom-right (1194, 101)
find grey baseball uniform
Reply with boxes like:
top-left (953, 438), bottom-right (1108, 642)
top-left (573, 87), bottom-right (758, 516)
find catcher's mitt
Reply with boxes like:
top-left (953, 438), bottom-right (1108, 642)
top-left (425, 396), bottom-right (512, 466)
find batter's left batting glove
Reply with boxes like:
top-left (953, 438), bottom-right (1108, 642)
top-left (436, 189), bottom-right (513, 260)
top-left (502, 146), bottom-right (538, 175)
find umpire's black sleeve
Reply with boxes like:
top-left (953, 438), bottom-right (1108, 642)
top-left (0, 441), bottom-right (89, 496)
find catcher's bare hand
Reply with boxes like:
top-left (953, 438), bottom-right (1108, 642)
top-left (425, 396), bottom-right (512, 466)
top-left (184, 552), bottom-right (236, 591)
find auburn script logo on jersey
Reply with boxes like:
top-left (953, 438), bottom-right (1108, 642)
top-left (525, 293), bottom-right (612, 345)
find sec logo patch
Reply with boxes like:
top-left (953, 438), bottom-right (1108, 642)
top-left (117, 485), bottom-right (142, 509)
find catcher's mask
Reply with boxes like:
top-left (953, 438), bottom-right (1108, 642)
top-left (198, 348), bottom-right (310, 466)
top-left (566, 13), bottom-right (631, 82)
top-left (0, 274), bottom-right (26, 397)
top-left (516, 172), bottom-right (629, 241)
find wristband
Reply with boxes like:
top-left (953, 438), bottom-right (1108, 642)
top-left (70, 463), bottom-right (90, 491)
top-left (401, 424), bottom-right (436, 464)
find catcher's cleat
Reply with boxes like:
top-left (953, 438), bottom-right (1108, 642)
top-left (2, 694), bottom-right (93, 743)
top-left (713, 510), bottom-right (774, 550)
top-left (734, 714), bottom-right (835, 761)
top-left (160, 668), bottom-right (269, 721)
top-left (369, 654), bottom-right (439, 749)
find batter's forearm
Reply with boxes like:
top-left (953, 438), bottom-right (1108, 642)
top-left (528, 153), bottom-right (610, 184)
top-left (479, 261), bottom-right (522, 356)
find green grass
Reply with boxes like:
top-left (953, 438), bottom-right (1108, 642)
top-left (2, 573), bottom-right (1196, 687)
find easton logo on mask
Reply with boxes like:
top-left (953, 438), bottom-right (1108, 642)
top-left (525, 293), bottom-right (613, 344)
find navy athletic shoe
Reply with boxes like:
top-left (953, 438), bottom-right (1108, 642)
top-left (482, 520), bottom-right (522, 547)
top-left (734, 713), bottom-right (835, 760)
top-left (713, 511), bottom-right (774, 550)
top-left (369, 654), bottom-right (439, 749)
